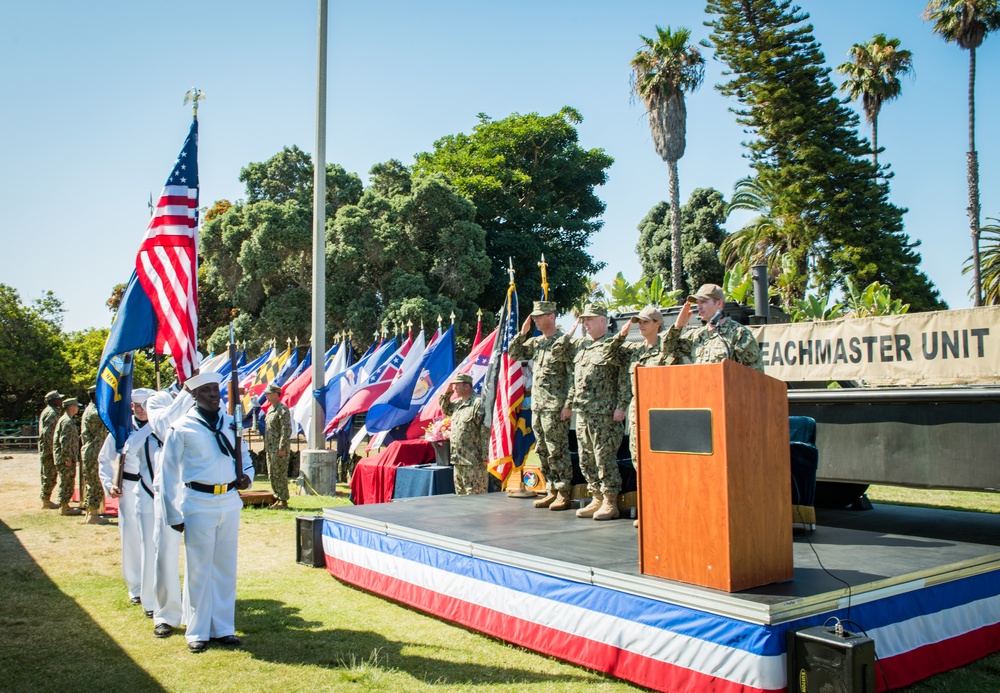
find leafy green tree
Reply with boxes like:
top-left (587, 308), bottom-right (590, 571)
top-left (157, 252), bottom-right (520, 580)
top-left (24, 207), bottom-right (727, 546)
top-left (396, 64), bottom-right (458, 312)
top-left (636, 188), bottom-right (728, 293)
top-left (199, 147), bottom-right (363, 351)
top-left (63, 328), bottom-right (173, 396)
top-left (0, 285), bottom-right (71, 420)
top-left (925, 0), bottom-right (1000, 306)
top-left (631, 26), bottom-right (706, 291)
top-left (414, 108), bottom-right (613, 312)
top-left (706, 0), bottom-right (944, 312)
top-left (836, 34), bottom-right (914, 171)
top-left (326, 165), bottom-right (491, 346)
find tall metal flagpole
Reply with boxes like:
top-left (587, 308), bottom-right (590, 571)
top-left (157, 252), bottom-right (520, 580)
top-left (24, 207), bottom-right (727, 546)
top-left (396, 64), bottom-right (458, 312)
top-left (302, 0), bottom-right (336, 495)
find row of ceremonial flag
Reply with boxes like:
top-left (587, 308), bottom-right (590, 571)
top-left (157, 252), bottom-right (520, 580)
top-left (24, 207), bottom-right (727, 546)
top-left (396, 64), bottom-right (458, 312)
top-left (95, 116), bottom-right (536, 486)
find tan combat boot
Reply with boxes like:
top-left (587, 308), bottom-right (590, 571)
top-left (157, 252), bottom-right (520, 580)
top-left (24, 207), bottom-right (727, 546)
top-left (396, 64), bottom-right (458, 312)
top-left (575, 493), bottom-right (603, 518)
top-left (532, 491), bottom-right (557, 508)
top-left (84, 507), bottom-right (109, 525)
top-left (60, 503), bottom-right (83, 516)
top-left (41, 499), bottom-right (59, 510)
top-left (548, 490), bottom-right (573, 511)
top-left (593, 494), bottom-right (620, 521)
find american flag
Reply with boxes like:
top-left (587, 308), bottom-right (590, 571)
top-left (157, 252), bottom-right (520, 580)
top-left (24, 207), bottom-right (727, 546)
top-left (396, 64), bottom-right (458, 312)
top-left (487, 285), bottom-right (526, 484)
top-left (135, 120), bottom-right (199, 383)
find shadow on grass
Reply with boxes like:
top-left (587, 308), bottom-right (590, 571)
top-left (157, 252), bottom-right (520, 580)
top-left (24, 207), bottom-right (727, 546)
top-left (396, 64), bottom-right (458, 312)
top-left (236, 597), bottom-right (598, 686)
top-left (0, 519), bottom-right (164, 692)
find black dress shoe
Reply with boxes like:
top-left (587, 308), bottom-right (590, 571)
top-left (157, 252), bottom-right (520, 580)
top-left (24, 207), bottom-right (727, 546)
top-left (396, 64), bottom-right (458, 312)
top-left (144, 610), bottom-right (154, 618)
top-left (212, 635), bottom-right (241, 646)
top-left (130, 596), bottom-right (142, 606)
top-left (154, 623), bottom-right (174, 638)
top-left (188, 641), bottom-right (208, 653)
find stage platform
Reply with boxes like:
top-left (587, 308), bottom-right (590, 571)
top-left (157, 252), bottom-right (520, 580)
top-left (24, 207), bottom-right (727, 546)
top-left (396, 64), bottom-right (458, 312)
top-left (320, 494), bottom-right (1000, 692)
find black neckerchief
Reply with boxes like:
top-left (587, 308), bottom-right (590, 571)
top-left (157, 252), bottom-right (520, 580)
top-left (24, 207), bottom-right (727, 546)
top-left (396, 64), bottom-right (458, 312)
top-left (192, 407), bottom-right (239, 480)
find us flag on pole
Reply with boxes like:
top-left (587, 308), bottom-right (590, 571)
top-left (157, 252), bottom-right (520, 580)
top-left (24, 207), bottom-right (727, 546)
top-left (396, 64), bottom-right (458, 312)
top-left (487, 284), bottom-right (527, 485)
top-left (135, 119), bottom-right (199, 382)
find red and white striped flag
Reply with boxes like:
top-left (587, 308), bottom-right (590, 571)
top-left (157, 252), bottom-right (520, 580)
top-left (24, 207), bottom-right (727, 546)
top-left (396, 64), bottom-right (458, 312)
top-left (488, 285), bottom-right (527, 484)
top-left (135, 119), bottom-right (199, 383)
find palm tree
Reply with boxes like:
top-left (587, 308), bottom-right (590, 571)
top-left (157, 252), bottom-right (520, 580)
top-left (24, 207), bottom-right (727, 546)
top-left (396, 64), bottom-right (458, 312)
top-left (964, 218), bottom-right (1000, 304)
top-left (925, 0), bottom-right (1000, 306)
top-left (836, 34), bottom-right (913, 171)
top-left (630, 26), bottom-right (705, 291)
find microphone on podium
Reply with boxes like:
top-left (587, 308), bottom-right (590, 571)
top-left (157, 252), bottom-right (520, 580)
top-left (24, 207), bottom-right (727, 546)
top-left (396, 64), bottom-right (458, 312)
top-left (709, 310), bottom-right (724, 327)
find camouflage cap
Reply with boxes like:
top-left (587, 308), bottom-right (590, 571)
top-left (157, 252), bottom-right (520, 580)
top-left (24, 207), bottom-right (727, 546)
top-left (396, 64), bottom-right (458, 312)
top-left (45, 390), bottom-right (64, 402)
top-left (265, 383), bottom-right (282, 394)
top-left (688, 283), bottom-right (725, 303)
top-left (453, 373), bottom-right (473, 385)
top-left (530, 300), bottom-right (557, 317)
top-left (62, 398), bottom-right (81, 409)
top-left (637, 305), bottom-right (664, 322)
top-left (579, 303), bottom-right (607, 318)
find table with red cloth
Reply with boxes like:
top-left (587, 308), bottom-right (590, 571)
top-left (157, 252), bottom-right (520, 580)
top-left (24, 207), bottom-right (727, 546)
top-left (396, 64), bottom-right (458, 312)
top-left (349, 439), bottom-right (436, 505)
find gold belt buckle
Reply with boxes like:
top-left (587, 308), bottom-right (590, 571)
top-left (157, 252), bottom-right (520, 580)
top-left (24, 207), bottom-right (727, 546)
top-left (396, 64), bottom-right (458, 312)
top-left (214, 484), bottom-right (226, 495)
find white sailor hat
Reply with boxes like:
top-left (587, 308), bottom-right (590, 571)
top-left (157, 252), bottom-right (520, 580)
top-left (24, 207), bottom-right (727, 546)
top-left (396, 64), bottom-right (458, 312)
top-left (184, 371), bottom-right (225, 390)
top-left (131, 388), bottom-right (156, 404)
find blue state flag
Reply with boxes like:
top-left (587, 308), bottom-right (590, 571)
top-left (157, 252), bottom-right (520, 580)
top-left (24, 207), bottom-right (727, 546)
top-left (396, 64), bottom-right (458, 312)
top-left (321, 339), bottom-right (395, 437)
top-left (366, 327), bottom-right (455, 433)
top-left (96, 272), bottom-right (157, 450)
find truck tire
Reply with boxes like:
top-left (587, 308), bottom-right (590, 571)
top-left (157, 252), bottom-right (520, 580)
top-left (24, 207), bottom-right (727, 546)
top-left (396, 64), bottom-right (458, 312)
top-left (814, 481), bottom-right (870, 509)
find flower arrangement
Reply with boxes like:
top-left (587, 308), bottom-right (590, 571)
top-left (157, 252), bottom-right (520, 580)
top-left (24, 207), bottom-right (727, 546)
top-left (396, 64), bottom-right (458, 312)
top-left (423, 417), bottom-right (451, 442)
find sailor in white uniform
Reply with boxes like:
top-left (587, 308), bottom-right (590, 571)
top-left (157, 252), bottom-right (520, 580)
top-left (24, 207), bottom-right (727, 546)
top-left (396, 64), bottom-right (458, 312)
top-left (97, 390), bottom-right (157, 611)
top-left (145, 381), bottom-right (194, 638)
top-left (160, 371), bottom-right (253, 653)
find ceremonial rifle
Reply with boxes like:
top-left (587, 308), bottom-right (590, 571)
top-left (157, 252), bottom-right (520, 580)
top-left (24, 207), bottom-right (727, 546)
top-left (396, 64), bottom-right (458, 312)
top-left (113, 352), bottom-right (134, 493)
top-left (228, 324), bottom-right (246, 486)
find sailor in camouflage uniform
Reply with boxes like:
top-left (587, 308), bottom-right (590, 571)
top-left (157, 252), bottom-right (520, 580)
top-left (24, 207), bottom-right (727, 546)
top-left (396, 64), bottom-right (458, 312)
top-left (263, 383), bottom-right (292, 509)
top-left (509, 300), bottom-right (576, 511)
top-left (38, 390), bottom-right (64, 509)
top-left (568, 304), bottom-right (631, 521)
top-left (52, 398), bottom-right (84, 516)
top-left (439, 373), bottom-right (489, 495)
top-left (659, 284), bottom-right (764, 372)
top-left (81, 384), bottom-right (110, 524)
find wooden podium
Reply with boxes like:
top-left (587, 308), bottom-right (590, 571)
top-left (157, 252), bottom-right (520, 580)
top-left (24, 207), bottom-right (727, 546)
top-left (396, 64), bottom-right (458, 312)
top-left (635, 360), bottom-right (792, 592)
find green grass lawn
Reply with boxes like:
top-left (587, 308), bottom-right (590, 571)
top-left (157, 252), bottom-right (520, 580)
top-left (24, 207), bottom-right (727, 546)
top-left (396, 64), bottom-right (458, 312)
top-left (1, 454), bottom-right (998, 692)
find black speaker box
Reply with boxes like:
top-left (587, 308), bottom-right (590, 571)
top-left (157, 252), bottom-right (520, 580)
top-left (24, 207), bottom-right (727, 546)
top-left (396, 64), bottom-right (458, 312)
top-left (296, 515), bottom-right (326, 568)
top-left (787, 626), bottom-right (876, 693)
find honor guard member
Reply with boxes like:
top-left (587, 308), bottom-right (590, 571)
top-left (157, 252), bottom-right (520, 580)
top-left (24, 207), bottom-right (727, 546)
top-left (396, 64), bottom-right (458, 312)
top-left (52, 398), bottom-right (84, 516)
top-left (160, 371), bottom-right (253, 653)
top-left (146, 381), bottom-right (195, 639)
top-left (80, 384), bottom-right (110, 524)
top-left (568, 304), bottom-right (631, 522)
top-left (263, 383), bottom-right (292, 509)
top-left (439, 373), bottom-right (490, 495)
top-left (660, 284), bottom-right (764, 371)
top-left (509, 300), bottom-right (576, 511)
top-left (98, 390), bottom-right (156, 610)
top-left (610, 306), bottom-right (666, 528)
top-left (38, 390), bottom-right (64, 509)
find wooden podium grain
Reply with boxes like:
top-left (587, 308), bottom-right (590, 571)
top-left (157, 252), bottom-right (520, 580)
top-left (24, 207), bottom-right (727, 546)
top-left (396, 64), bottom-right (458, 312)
top-left (635, 361), bottom-right (792, 592)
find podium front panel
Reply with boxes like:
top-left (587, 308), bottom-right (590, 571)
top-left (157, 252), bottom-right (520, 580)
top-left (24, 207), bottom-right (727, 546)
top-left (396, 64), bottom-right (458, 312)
top-left (635, 362), bottom-right (792, 592)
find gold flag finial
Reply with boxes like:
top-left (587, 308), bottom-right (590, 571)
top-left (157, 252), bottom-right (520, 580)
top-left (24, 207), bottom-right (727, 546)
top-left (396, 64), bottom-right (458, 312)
top-left (183, 87), bottom-right (205, 119)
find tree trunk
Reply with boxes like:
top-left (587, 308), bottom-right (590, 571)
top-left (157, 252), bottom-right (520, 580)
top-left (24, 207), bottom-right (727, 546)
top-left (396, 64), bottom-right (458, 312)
top-left (668, 159), bottom-right (683, 291)
top-left (871, 116), bottom-right (878, 173)
top-left (968, 46), bottom-right (982, 307)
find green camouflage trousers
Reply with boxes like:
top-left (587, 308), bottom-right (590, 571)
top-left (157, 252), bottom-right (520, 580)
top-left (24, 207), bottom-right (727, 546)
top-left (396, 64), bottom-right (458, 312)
top-left (627, 398), bottom-right (638, 470)
top-left (533, 410), bottom-right (572, 492)
top-left (576, 412), bottom-right (623, 496)
top-left (267, 447), bottom-right (289, 501)
top-left (56, 460), bottom-right (76, 505)
top-left (453, 462), bottom-right (488, 495)
top-left (83, 455), bottom-right (104, 509)
top-left (39, 452), bottom-right (57, 502)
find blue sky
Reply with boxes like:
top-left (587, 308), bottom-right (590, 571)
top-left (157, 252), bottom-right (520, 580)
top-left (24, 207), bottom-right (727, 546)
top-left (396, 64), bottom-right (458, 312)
top-left (2, 1), bottom-right (997, 333)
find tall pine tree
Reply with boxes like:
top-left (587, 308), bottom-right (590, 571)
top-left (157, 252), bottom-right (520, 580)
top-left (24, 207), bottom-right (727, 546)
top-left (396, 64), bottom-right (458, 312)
top-left (706, 0), bottom-right (944, 311)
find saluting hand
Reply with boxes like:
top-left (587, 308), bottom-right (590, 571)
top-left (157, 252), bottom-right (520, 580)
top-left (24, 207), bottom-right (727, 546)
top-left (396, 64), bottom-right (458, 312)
top-left (675, 301), bottom-right (693, 329)
top-left (521, 317), bottom-right (532, 335)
